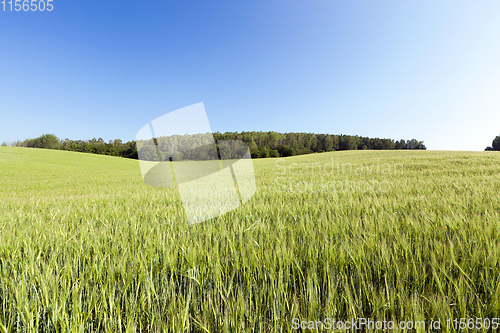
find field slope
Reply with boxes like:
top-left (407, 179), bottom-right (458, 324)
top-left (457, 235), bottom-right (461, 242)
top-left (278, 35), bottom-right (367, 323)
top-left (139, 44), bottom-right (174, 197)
top-left (1, 147), bottom-right (500, 332)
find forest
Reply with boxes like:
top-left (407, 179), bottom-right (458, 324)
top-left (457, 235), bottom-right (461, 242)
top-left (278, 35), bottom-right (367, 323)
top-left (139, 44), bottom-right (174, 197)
top-left (3, 131), bottom-right (427, 160)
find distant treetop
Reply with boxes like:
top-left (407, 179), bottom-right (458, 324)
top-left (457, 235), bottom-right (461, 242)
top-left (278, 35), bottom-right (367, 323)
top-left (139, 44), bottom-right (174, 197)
top-left (485, 135), bottom-right (500, 151)
top-left (15, 131), bottom-right (427, 159)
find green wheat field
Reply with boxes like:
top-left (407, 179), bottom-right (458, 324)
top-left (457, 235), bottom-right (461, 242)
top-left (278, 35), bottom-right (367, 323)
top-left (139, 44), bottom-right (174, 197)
top-left (1, 146), bottom-right (500, 332)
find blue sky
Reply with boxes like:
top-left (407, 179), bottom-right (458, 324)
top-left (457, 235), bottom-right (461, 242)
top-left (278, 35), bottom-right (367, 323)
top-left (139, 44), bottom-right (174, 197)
top-left (1, 0), bottom-right (500, 150)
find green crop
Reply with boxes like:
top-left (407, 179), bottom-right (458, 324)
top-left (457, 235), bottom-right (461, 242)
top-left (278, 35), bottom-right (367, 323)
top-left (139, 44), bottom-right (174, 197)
top-left (1, 147), bottom-right (499, 332)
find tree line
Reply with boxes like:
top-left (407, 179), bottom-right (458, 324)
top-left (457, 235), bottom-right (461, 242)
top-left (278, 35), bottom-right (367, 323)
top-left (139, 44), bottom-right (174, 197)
top-left (2, 132), bottom-right (427, 160)
top-left (4, 135), bottom-right (138, 159)
top-left (213, 132), bottom-right (426, 158)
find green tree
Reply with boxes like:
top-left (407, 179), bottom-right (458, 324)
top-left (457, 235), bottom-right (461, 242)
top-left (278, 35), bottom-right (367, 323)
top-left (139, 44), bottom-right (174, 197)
top-left (24, 134), bottom-right (61, 149)
top-left (247, 139), bottom-right (258, 155)
top-left (338, 135), bottom-right (358, 150)
top-left (269, 149), bottom-right (280, 157)
top-left (39, 134), bottom-right (61, 149)
top-left (139, 145), bottom-right (161, 161)
top-left (492, 136), bottom-right (500, 151)
top-left (406, 139), bottom-right (426, 150)
top-left (395, 139), bottom-right (406, 149)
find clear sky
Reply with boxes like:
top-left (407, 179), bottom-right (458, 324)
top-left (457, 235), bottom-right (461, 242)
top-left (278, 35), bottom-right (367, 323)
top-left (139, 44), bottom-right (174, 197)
top-left (1, 0), bottom-right (500, 150)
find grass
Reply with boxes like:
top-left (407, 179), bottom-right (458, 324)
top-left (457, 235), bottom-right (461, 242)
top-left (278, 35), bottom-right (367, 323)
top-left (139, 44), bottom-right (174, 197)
top-left (1, 146), bottom-right (500, 332)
